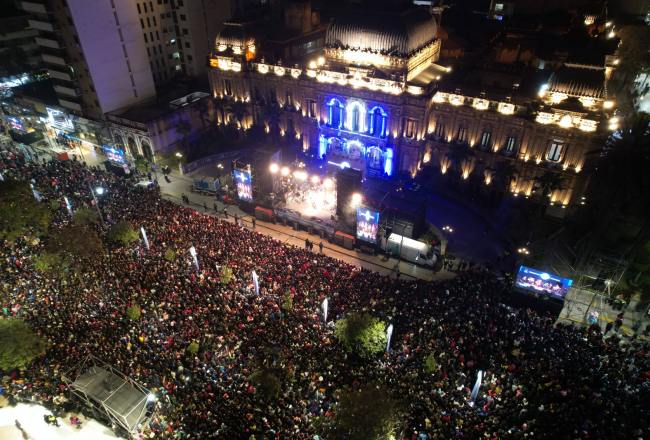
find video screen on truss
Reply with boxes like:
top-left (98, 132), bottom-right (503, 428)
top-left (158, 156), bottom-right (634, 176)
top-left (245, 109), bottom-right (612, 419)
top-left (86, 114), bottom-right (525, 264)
top-left (102, 145), bottom-right (126, 164)
top-left (515, 265), bottom-right (573, 300)
top-left (356, 208), bottom-right (380, 244)
top-left (233, 168), bottom-right (253, 202)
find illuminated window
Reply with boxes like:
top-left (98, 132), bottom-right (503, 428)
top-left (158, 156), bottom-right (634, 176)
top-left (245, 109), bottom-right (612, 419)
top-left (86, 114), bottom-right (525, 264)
top-left (456, 126), bottom-right (467, 142)
top-left (368, 107), bottom-right (387, 137)
top-left (367, 147), bottom-right (382, 169)
top-left (480, 130), bottom-right (492, 148)
top-left (286, 91), bottom-right (293, 108)
top-left (505, 136), bottom-right (517, 153)
top-left (308, 99), bottom-right (317, 118)
top-left (546, 141), bottom-right (563, 162)
top-left (494, 3), bottom-right (504, 11)
top-left (404, 118), bottom-right (416, 138)
top-left (224, 79), bottom-right (232, 96)
top-left (351, 105), bottom-right (361, 132)
top-left (435, 121), bottom-right (445, 138)
top-left (327, 98), bottom-right (344, 129)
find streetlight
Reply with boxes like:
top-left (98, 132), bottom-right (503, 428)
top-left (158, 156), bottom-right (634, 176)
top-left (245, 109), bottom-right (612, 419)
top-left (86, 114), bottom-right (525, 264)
top-left (281, 166), bottom-right (290, 177)
top-left (269, 163), bottom-right (279, 174)
top-left (89, 183), bottom-right (106, 226)
top-left (517, 247), bottom-right (530, 256)
top-left (350, 192), bottom-right (362, 208)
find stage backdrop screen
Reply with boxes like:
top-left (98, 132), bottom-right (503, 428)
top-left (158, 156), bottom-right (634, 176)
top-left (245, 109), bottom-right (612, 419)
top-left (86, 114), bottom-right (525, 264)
top-left (515, 265), bottom-right (573, 300)
top-left (356, 208), bottom-right (380, 243)
top-left (233, 168), bottom-right (253, 202)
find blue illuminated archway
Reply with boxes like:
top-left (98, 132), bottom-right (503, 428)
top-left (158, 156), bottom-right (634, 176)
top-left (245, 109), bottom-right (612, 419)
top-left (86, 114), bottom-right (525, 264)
top-left (368, 106), bottom-right (387, 137)
top-left (327, 98), bottom-right (344, 129)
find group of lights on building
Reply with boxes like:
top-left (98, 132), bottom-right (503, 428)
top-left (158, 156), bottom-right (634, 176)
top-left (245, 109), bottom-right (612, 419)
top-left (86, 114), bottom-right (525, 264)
top-left (243, 60), bottom-right (424, 96)
top-left (325, 98), bottom-right (388, 137)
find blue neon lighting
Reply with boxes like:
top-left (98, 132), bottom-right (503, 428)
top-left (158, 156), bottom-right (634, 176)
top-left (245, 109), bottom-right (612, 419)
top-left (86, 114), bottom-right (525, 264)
top-left (318, 135), bottom-right (327, 158)
top-left (384, 148), bottom-right (393, 176)
top-left (327, 98), bottom-right (344, 129)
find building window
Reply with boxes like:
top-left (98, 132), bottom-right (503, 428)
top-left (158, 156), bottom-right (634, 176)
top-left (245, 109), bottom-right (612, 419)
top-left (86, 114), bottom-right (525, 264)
top-left (456, 126), bottom-right (467, 142)
top-left (185, 41), bottom-right (191, 48)
top-left (404, 118), bottom-right (416, 138)
top-left (327, 98), bottom-right (343, 129)
top-left (140, 18), bottom-right (145, 29)
top-left (494, 3), bottom-right (504, 11)
top-left (285, 91), bottom-right (293, 108)
top-left (351, 105), bottom-right (361, 132)
top-left (308, 99), bottom-right (317, 118)
top-left (435, 121), bottom-right (445, 138)
top-left (505, 136), bottom-right (517, 152)
top-left (480, 130), bottom-right (492, 148)
top-left (224, 79), bottom-right (232, 96)
top-left (183, 28), bottom-right (188, 35)
top-left (368, 106), bottom-right (387, 137)
top-left (546, 141), bottom-right (564, 162)
top-left (147, 17), bottom-right (151, 27)
top-left (180, 14), bottom-right (186, 21)
top-left (137, 3), bottom-right (141, 13)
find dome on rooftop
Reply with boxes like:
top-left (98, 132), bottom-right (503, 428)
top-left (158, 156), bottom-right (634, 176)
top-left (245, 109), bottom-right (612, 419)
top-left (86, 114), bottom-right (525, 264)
top-left (215, 23), bottom-right (255, 52)
top-left (326, 9), bottom-right (437, 58)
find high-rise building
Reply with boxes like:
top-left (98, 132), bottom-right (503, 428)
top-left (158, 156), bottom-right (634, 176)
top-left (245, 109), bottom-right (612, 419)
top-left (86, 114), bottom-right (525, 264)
top-left (21, 0), bottom-right (233, 120)
top-left (133, 0), bottom-right (232, 86)
top-left (20, 0), bottom-right (155, 119)
top-left (21, 0), bottom-right (156, 120)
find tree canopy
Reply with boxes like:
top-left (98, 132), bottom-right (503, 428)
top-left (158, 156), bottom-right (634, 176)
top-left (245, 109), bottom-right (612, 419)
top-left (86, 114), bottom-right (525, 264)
top-left (72, 207), bottom-right (99, 226)
top-left (107, 222), bottom-right (140, 247)
top-left (0, 318), bottom-right (46, 371)
top-left (46, 224), bottom-right (104, 263)
top-left (326, 383), bottom-right (400, 440)
top-left (0, 179), bottom-right (52, 242)
top-left (248, 369), bottom-right (281, 401)
top-left (334, 312), bottom-right (386, 358)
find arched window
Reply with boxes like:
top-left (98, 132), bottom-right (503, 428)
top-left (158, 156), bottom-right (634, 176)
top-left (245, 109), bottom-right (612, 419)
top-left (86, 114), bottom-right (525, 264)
top-left (345, 100), bottom-right (366, 132)
top-left (327, 98), bottom-right (344, 129)
top-left (351, 106), bottom-right (360, 132)
top-left (367, 146), bottom-right (383, 169)
top-left (368, 106), bottom-right (387, 137)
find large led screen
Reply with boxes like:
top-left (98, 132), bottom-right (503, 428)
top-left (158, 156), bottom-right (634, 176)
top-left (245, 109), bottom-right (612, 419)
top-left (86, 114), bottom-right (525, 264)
top-left (233, 168), bottom-right (253, 202)
top-left (515, 265), bottom-right (573, 300)
top-left (356, 208), bottom-right (380, 244)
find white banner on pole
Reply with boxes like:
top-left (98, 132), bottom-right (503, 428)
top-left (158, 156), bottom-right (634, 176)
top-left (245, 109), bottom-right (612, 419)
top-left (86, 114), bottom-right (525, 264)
top-left (471, 370), bottom-right (484, 402)
top-left (322, 298), bottom-right (329, 323)
top-left (140, 226), bottom-right (150, 250)
top-left (252, 270), bottom-right (259, 295)
top-left (189, 246), bottom-right (199, 272)
top-left (386, 324), bottom-right (394, 353)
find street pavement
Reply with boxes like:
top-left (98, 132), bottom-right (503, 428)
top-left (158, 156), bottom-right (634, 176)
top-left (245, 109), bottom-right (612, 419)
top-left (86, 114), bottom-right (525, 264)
top-left (156, 170), bottom-right (450, 282)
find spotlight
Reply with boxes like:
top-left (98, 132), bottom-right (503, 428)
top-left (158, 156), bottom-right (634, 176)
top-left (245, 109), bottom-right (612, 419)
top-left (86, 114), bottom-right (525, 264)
top-left (95, 186), bottom-right (105, 195)
top-left (310, 175), bottom-right (320, 184)
top-left (269, 163), bottom-right (279, 174)
top-left (281, 166), bottom-right (290, 177)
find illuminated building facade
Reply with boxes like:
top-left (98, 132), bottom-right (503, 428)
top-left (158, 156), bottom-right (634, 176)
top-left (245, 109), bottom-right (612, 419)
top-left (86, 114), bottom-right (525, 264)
top-left (209, 2), bottom-right (615, 207)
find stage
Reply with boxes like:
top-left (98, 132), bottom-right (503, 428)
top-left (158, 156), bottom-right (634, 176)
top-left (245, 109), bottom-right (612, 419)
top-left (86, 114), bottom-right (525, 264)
top-left (277, 173), bottom-right (337, 222)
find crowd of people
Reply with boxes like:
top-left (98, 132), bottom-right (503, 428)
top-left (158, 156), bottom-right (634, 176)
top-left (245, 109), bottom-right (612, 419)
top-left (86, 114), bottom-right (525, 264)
top-left (1, 144), bottom-right (649, 440)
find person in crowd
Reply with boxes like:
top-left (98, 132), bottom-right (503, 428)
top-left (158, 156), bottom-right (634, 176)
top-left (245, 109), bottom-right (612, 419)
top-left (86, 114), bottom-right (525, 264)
top-left (0, 143), bottom-right (648, 440)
